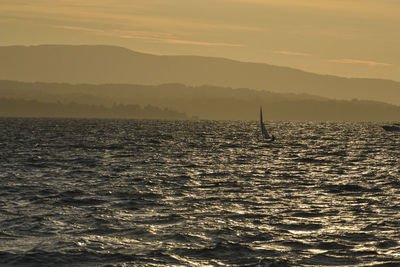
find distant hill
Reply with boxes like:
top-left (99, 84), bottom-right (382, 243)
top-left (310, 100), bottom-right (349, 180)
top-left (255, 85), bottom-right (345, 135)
top-left (1, 80), bottom-right (399, 121)
top-left (0, 98), bottom-right (188, 120)
top-left (1, 45), bottom-right (400, 106)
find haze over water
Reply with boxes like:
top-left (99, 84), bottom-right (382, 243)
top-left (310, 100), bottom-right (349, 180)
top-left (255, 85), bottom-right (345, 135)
top-left (1, 118), bottom-right (400, 266)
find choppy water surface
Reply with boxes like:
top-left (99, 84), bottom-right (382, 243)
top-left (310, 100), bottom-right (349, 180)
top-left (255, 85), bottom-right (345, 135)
top-left (0, 118), bottom-right (400, 266)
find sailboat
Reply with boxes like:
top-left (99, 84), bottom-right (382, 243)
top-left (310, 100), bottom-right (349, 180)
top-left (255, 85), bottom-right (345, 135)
top-left (260, 107), bottom-right (275, 142)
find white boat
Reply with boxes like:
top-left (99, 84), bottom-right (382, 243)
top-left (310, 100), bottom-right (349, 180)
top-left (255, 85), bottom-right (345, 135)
top-left (260, 107), bottom-right (275, 142)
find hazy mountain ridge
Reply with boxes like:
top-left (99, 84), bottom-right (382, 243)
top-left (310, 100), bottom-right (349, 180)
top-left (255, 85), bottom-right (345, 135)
top-left (1, 80), bottom-right (399, 121)
top-left (0, 97), bottom-right (189, 120)
top-left (1, 45), bottom-right (400, 106)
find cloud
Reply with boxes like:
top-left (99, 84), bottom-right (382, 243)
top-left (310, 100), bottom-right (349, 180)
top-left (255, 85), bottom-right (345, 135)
top-left (55, 25), bottom-right (173, 39)
top-left (55, 25), bottom-right (105, 34)
top-left (0, 2), bottom-right (261, 34)
top-left (329, 58), bottom-right (392, 67)
top-left (161, 39), bottom-right (243, 47)
top-left (56, 25), bottom-right (243, 48)
top-left (274, 50), bottom-right (311, 57)
top-left (223, 0), bottom-right (399, 19)
top-left (120, 34), bottom-right (243, 47)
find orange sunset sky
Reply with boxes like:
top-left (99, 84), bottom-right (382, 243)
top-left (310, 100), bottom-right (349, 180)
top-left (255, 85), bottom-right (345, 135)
top-left (1, 0), bottom-right (399, 81)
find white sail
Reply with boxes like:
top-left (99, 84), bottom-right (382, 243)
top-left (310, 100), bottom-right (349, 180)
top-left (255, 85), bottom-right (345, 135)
top-left (260, 107), bottom-right (271, 139)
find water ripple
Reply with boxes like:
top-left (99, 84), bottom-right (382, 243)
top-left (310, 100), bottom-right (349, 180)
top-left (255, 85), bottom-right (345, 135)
top-left (0, 118), bottom-right (400, 266)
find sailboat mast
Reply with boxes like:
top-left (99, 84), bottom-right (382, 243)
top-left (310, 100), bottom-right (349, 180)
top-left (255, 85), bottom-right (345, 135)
top-left (260, 107), bottom-right (265, 135)
top-left (260, 106), bottom-right (271, 139)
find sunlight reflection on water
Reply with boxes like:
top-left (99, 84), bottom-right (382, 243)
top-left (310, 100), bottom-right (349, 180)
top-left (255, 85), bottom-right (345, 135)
top-left (0, 118), bottom-right (399, 266)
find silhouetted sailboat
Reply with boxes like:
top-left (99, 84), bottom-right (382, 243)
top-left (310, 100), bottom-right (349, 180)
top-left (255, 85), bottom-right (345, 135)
top-left (260, 107), bottom-right (275, 142)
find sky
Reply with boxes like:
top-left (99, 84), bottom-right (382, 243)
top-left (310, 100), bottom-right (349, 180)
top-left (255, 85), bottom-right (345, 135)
top-left (1, 0), bottom-right (399, 81)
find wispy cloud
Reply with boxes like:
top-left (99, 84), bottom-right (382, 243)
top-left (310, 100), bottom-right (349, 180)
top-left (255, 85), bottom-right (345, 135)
top-left (55, 25), bottom-right (173, 39)
top-left (223, 0), bottom-right (399, 19)
top-left (274, 50), bottom-right (311, 57)
top-left (120, 34), bottom-right (243, 47)
top-left (162, 39), bottom-right (243, 47)
top-left (0, 2), bottom-right (261, 33)
top-left (55, 25), bottom-right (105, 34)
top-left (329, 58), bottom-right (392, 67)
top-left (56, 25), bottom-right (243, 48)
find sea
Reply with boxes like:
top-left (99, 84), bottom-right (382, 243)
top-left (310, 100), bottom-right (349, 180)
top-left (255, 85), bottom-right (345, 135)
top-left (0, 118), bottom-right (400, 266)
